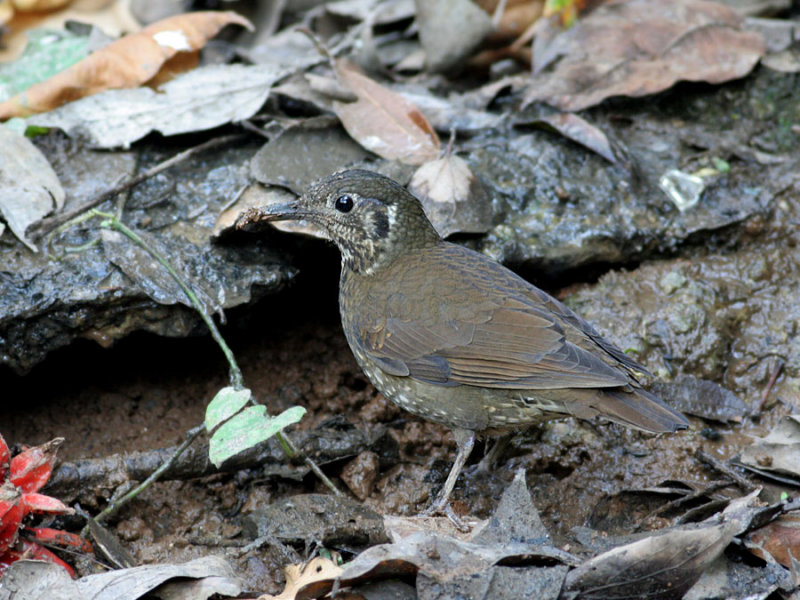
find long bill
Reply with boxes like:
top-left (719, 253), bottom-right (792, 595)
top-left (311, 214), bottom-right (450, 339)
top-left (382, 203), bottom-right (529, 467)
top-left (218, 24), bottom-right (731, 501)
top-left (235, 201), bottom-right (305, 231)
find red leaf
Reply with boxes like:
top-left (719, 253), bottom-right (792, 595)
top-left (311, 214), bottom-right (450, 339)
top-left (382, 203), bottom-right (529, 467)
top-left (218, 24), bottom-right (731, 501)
top-left (18, 540), bottom-right (76, 577)
top-left (25, 527), bottom-right (93, 554)
top-left (21, 493), bottom-right (72, 517)
top-left (0, 487), bottom-right (22, 554)
top-left (0, 434), bottom-right (9, 481)
top-left (9, 438), bottom-right (63, 493)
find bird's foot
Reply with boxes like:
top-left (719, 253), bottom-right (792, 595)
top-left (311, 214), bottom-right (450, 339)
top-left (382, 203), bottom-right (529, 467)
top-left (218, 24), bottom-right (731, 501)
top-left (420, 500), bottom-right (470, 532)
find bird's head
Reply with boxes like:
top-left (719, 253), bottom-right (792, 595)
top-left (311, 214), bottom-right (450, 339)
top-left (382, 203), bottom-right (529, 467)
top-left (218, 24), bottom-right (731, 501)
top-left (238, 169), bottom-right (440, 275)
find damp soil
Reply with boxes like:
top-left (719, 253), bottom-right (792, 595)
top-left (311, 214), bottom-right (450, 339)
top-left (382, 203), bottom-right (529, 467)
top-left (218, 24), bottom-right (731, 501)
top-left (0, 242), bottom-right (793, 595)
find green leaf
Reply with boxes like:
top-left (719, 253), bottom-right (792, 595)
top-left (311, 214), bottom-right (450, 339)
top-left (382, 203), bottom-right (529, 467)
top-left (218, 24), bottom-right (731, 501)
top-left (205, 386), bottom-right (252, 431)
top-left (0, 29), bottom-right (89, 102)
top-left (208, 405), bottom-right (306, 467)
top-left (712, 157), bottom-right (731, 173)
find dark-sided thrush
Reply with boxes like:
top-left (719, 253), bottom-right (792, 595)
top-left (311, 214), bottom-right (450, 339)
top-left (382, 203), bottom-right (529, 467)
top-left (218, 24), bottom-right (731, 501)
top-left (238, 169), bottom-right (689, 516)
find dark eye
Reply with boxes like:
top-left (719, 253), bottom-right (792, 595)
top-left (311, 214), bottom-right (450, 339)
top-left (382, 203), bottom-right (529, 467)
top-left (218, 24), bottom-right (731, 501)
top-left (334, 194), bottom-right (354, 213)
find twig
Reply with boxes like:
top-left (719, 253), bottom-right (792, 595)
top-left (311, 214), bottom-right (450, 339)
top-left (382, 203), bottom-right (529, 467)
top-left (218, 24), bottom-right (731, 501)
top-left (93, 211), bottom-right (342, 497)
top-left (30, 133), bottom-right (247, 240)
top-left (757, 359), bottom-right (784, 413)
top-left (633, 480), bottom-right (733, 532)
top-left (491, 0), bottom-right (508, 28)
top-left (696, 450), bottom-right (759, 492)
top-left (87, 425), bottom-right (205, 531)
top-left (97, 211), bottom-right (244, 389)
top-left (47, 427), bottom-right (365, 498)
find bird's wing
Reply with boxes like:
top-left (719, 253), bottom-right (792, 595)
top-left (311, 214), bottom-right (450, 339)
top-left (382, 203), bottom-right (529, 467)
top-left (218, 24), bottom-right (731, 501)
top-left (352, 247), bottom-right (631, 390)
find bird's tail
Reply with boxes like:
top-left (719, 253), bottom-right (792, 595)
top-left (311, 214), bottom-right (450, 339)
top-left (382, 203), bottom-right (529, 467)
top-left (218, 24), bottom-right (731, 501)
top-left (597, 386), bottom-right (689, 433)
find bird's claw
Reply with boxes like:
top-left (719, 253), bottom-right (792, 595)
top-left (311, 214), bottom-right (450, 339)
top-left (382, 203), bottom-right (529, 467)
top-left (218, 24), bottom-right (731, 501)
top-left (421, 500), bottom-right (471, 532)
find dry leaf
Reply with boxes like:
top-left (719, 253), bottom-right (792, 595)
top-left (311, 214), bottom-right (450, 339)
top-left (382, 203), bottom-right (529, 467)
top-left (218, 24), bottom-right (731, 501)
top-left (12, 0), bottom-right (71, 10)
top-left (0, 555), bottom-right (241, 599)
top-left (746, 512), bottom-right (800, 569)
top-left (0, 0), bottom-right (141, 64)
top-left (259, 557), bottom-right (342, 600)
top-left (216, 184), bottom-right (329, 240)
top-left (523, 0), bottom-right (765, 111)
top-left (739, 415), bottom-right (800, 481)
top-left (414, 0), bottom-right (493, 72)
top-left (409, 155), bottom-right (492, 237)
top-left (0, 10), bottom-right (252, 119)
top-left (522, 112), bottom-right (617, 163)
top-left (332, 59), bottom-right (441, 166)
top-left (0, 127), bottom-right (64, 251)
top-left (29, 63), bottom-right (283, 148)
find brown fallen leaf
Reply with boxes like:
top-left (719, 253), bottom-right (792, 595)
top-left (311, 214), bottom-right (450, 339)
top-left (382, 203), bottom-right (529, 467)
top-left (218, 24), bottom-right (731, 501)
top-left (11, 0), bottom-right (70, 10)
top-left (746, 511), bottom-right (800, 569)
top-left (521, 111), bottom-right (618, 163)
top-left (332, 59), bottom-right (441, 165)
top-left (523, 0), bottom-right (765, 111)
top-left (409, 154), bottom-right (492, 237)
top-left (0, 10), bottom-right (252, 119)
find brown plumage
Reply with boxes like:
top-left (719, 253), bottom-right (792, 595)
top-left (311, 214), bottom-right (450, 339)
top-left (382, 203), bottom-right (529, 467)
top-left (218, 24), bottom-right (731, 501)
top-left (238, 169), bottom-right (688, 516)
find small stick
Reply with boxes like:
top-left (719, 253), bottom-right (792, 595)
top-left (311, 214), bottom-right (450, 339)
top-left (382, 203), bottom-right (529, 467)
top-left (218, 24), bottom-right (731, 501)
top-left (757, 359), bottom-right (784, 413)
top-left (491, 0), bottom-right (508, 28)
top-left (633, 480), bottom-right (733, 531)
top-left (696, 450), bottom-right (759, 492)
top-left (30, 133), bottom-right (247, 239)
top-left (96, 212), bottom-right (342, 497)
top-left (86, 425), bottom-right (205, 531)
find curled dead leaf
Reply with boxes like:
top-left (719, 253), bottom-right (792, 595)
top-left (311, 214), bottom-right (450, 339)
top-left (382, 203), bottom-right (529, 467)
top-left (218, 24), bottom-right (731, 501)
top-left (331, 59), bottom-right (441, 165)
top-left (409, 155), bottom-right (492, 237)
top-left (0, 10), bottom-right (253, 119)
top-left (258, 557), bottom-right (342, 600)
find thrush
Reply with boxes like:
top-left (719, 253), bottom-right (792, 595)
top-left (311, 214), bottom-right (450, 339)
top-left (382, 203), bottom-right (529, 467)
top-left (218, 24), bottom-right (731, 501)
top-left (238, 169), bottom-right (689, 516)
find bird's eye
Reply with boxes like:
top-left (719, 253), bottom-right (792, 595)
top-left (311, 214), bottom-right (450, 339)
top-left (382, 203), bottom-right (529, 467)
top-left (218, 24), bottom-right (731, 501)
top-left (334, 194), bottom-right (354, 213)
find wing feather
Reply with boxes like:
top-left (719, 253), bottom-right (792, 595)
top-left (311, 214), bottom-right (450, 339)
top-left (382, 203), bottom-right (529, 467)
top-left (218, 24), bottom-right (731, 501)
top-left (349, 243), bottom-right (642, 391)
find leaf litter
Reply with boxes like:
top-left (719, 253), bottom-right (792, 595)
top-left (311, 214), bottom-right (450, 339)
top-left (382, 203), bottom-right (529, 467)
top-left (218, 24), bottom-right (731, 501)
top-left (0, 11), bottom-right (252, 119)
top-left (523, 0), bottom-right (766, 111)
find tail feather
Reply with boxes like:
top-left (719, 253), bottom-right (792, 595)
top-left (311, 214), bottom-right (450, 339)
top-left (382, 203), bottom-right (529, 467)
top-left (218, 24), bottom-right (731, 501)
top-left (595, 387), bottom-right (689, 433)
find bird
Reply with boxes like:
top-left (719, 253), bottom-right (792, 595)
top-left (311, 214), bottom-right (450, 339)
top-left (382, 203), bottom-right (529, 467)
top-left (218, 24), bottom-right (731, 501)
top-left (237, 169), bottom-right (689, 519)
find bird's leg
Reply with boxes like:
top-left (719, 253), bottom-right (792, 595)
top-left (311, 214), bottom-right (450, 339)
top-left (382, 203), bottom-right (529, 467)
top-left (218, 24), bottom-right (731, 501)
top-left (475, 433), bottom-right (513, 473)
top-left (424, 428), bottom-right (475, 518)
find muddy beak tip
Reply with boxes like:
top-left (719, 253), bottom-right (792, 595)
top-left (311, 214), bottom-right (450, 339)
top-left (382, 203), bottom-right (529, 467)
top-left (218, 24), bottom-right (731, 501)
top-left (235, 201), bottom-right (300, 231)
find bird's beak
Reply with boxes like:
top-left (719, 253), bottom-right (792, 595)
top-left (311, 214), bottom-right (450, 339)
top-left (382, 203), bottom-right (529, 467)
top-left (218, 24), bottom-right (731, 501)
top-left (235, 200), bottom-right (304, 231)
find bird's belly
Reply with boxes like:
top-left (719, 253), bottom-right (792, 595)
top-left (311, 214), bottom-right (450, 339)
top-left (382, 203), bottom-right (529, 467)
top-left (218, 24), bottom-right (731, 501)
top-left (355, 355), bottom-right (570, 433)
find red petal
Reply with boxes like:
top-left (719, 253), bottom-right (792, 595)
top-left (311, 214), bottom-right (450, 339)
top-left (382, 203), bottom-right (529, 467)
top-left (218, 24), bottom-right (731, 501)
top-left (0, 434), bottom-right (9, 481)
top-left (0, 549), bottom-right (23, 575)
top-left (0, 502), bottom-right (23, 553)
top-left (19, 540), bottom-right (75, 578)
top-left (9, 438), bottom-right (63, 493)
top-left (25, 527), bottom-right (93, 553)
top-left (20, 493), bottom-right (72, 517)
